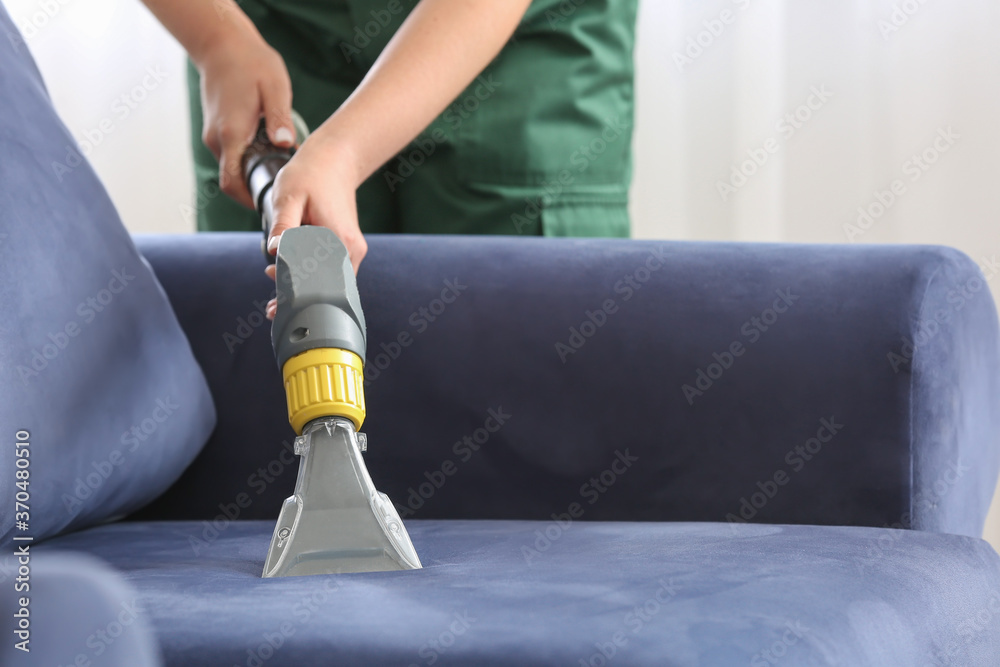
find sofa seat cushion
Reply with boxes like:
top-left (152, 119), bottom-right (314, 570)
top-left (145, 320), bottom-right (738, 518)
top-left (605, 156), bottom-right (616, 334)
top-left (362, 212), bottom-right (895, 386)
top-left (43, 520), bottom-right (1000, 666)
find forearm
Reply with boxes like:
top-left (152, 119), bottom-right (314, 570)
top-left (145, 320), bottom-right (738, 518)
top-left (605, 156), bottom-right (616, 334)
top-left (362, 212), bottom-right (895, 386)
top-left (312, 0), bottom-right (532, 187)
top-left (139, 0), bottom-right (263, 66)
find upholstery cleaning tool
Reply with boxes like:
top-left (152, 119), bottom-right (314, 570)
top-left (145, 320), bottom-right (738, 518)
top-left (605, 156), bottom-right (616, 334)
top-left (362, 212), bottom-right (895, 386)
top-left (242, 115), bottom-right (422, 577)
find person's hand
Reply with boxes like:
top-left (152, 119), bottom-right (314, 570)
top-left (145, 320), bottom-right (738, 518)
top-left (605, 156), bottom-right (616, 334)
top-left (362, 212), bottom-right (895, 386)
top-left (262, 131), bottom-right (368, 320)
top-left (195, 29), bottom-right (295, 208)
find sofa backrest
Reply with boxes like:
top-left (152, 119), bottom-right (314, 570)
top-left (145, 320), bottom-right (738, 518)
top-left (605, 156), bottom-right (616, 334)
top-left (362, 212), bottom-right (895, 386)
top-left (132, 233), bottom-right (1000, 538)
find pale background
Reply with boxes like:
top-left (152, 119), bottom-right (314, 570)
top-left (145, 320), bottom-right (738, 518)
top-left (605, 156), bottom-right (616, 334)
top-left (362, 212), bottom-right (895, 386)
top-left (6, 0), bottom-right (999, 549)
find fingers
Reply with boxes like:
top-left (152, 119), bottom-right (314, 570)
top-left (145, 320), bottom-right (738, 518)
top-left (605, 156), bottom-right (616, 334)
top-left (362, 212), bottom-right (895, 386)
top-left (264, 262), bottom-right (277, 320)
top-left (344, 229), bottom-right (368, 275)
top-left (267, 185), bottom-right (306, 256)
top-left (260, 74), bottom-right (294, 148)
top-left (201, 123), bottom-right (221, 163)
top-left (218, 119), bottom-right (257, 209)
top-left (262, 178), bottom-right (366, 322)
top-left (199, 101), bottom-right (255, 208)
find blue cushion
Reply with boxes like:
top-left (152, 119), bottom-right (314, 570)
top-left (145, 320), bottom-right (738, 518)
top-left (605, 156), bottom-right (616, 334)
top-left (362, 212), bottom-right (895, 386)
top-left (0, 553), bottom-right (161, 666)
top-left (43, 520), bottom-right (1000, 666)
top-left (132, 234), bottom-right (1000, 538)
top-left (0, 6), bottom-right (215, 544)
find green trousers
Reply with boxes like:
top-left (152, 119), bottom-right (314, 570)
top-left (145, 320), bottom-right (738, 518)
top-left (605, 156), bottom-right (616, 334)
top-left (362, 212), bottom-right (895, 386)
top-left (188, 0), bottom-right (637, 236)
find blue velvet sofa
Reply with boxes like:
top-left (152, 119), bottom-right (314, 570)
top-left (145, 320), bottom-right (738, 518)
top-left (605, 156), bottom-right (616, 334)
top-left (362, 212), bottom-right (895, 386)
top-left (33, 233), bottom-right (1000, 665)
top-left (3, 0), bottom-right (999, 661)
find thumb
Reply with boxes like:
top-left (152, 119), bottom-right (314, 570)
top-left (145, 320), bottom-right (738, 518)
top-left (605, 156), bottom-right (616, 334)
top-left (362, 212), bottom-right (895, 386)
top-left (266, 188), bottom-right (306, 257)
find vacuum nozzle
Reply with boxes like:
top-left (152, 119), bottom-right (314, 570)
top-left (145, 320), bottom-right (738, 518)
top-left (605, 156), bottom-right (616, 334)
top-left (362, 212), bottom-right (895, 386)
top-left (244, 117), bottom-right (422, 577)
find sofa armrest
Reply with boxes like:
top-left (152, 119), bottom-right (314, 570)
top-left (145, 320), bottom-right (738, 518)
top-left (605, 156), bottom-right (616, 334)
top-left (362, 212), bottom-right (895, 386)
top-left (0, 553), bottom-right (161, 666)
top-left (132, 234), bottom-right (1000, 538)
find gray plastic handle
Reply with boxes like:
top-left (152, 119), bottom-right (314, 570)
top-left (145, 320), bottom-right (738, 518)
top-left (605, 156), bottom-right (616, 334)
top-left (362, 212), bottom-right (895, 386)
top-left (272, 226), bottom-right (367, 368)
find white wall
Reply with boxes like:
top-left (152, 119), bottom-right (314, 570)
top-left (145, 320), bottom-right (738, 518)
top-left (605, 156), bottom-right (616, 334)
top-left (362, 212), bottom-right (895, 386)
top-left (5, 0), bottom-right (192, 234)
top-left (7, 0), bottom-right (1000, 549)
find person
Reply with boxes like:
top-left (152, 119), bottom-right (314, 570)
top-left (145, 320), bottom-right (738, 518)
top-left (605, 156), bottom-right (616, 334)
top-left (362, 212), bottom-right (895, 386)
top-left (142, 0), bottom-right (637, 280)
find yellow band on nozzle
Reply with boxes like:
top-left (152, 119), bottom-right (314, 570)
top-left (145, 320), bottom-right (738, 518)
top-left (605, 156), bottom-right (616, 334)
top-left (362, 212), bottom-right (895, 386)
top-left (281, 348), bottom-right (366, 434)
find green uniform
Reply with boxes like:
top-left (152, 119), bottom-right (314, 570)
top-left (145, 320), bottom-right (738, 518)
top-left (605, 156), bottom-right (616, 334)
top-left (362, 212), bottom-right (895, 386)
top-left (188, 0), bottom-right (637, 237)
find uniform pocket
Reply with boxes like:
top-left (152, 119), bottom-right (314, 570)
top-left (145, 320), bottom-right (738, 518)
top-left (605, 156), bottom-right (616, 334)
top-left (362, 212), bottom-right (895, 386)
top-left (540, 191), bottom-right (630, 238)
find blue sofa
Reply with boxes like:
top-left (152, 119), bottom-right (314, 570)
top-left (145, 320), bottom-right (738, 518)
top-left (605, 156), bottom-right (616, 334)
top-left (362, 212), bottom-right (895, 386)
top-left (3, 0), bottom-right (998, 661)
top-left (34, 233), bottom-right (1000, 665)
